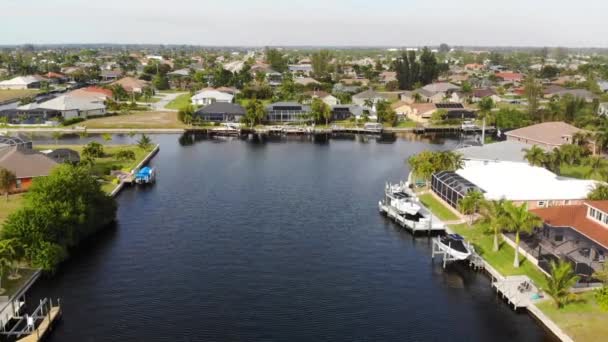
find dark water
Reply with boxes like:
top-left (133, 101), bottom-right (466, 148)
top-left (27, 134), bottom-right (551, 341)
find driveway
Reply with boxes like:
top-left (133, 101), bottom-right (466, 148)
top-left (154, 92), bottom-right (188, 112)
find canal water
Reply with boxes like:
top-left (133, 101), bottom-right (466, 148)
top-left (26, 133), bottom-right (551, 341)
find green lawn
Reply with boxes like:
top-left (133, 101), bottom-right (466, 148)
top-left (537, 290), bottom-right (608, 342)
top-left (393, 120), bottom-right (418, 128)
top-left (418, 193), bottom-right (460, 221)
top-left (35, 144), bottom-right (151, 193)
top-left (0, 194), bottom-right (25, 227)
top-left (0, 89), bottom-right (38, 103)
top-left (451, 223), bottom-right (548, 289)
top-left (165, 93), bottom-right (191, 110)
top-left (0, 268), bottom-right (38, 298)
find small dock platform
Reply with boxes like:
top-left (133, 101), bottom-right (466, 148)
top-left (492, 275), bottom-right (539, 310)
top-left (1, 298), bottom-right (62, 342)
top-left (16, 306), bottom-right (61, 342)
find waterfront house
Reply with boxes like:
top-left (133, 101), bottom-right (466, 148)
top-left (431, 160), bottom-right (597, 211)
top-left (266, 102), bottom-right (311, 123)
top-left (331, 105), bottom-right (363, 121)
top-left (352, 90), bottom-right (387, 108)
top-left (495, 72), bottom-right (524, 83)
top-left (505, 122), bottom-right (582, 150)
top-left (194, 102), bottom-right (245, 123)
top-left (36, 94), bottom-right (106, 120)
top-left (191, 88), bottom-right (235, 106)
top-left (396, 102), bottom-right (475, 123)
top-left (525, 201), bottom-right (608, 280)
top-left (0, 146), bottom-right (58, 193)
top-left (0, 76), bottom-right (41, 90)
top-left (471, 88), bottom-right (501, 103)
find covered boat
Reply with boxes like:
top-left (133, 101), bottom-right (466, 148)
top-left (437, 234), bottom-right (472, 260)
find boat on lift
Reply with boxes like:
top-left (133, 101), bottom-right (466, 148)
top-left (436, 234), bottom-right (472, 260)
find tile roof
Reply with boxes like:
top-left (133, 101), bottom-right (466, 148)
top-left (531, 204), bottom-right (608, 248)
top-left (505, 121), bottom-right (582, 146)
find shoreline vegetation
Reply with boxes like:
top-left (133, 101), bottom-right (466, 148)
top-left (0, 139), bottom-right (156, 276)
top-left (414, 180), bottom-right (608, 341)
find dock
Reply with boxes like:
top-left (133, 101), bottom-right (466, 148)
top-left (0, 298), bottom-right (62, 342)
top-left (491, 275), bottom-right (538, 310)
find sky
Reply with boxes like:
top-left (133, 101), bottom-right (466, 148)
top-left (1, 0), bottom-right (607, 47)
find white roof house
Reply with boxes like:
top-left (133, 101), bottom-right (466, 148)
top-left (38, 95), bottom-right (106, 120)
top-left (455, 160), bottom-right (597, 203)
top-left (191, 89), bottom-right (234, 106)
top-left (0, 76), bottom-right (41, 90)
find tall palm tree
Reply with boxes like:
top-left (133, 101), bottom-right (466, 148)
top-left (459, 190), bottom-right (484, 225)
top-left (522, 145), bottom-right (546, 167)
top-left (545, 260), bottom-right (579, 309)
top-left (584, 156), bottom-right (605, 179)
top-left (503, 202), bottom-right (543, 268)
top-left (480, 199), bottom-right (507, 252)
top-left (588, 184), bottom-right (608, 201)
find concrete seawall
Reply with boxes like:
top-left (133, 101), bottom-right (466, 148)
top-left (109, 144), bottom-right (160, 198)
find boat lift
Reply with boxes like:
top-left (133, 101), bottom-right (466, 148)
top-left (0, 298), bottom-right (62, 341)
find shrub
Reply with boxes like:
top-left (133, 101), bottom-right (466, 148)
top-left (116, 150), bottom-right (136, 161)
top-left (82, 142), bottom-right (105, 159)
top-left (596, 287), bottom-right (608, 311)
top-left (62, 118), bottom-right (86, 126)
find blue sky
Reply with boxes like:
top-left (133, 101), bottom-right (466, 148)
top-left (1, 0), bottom-right (606, 46)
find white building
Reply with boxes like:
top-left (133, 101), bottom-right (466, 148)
top-left (0, 76), bottom-right (41, 90)
top-left (191, 89), bottom-right (234, 106)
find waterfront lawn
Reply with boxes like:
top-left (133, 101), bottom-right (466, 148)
top-left (451, 223), bottom-right (548, 289)
top-left (0, 194), bottom-right (25, 227)
top-left (394, 120), bottom-right (418, 128)
top-left (165, 93), bottom-right (191, 110)
top-left (0, 89), bottom-right (38, 103)
top-left (537, 290), bottom-right (608, 342)
top-left (76, 111), bottom-right (186, 129)
top-left (419, 193), bottom-right (459, 221)
top-left (0, 268), bottom-right (38, 298)
top-left (35, 145), bottom-right (150, 193)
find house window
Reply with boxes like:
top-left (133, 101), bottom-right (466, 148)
top-left (15, 179), bottom-right (22, 189)
top-left (555, 235), bottom-right (564, 242)
top-left (537, 201), bottom-right (546, 208)
top-left (590, 208), bottom-right (596, 218)
top-left (597, 211), bottom-right (604, 222)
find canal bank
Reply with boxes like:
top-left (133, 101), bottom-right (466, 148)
top-left (23, 136), bottom-right (550, 341)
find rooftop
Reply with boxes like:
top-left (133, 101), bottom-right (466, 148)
top-left (455, 160), bottom-right (597, 201)
top-left (455, 140), bottom-right (530, 163)
top-left (505, 121), bottom-right (582, 147)
top-left (0, 146), bottom-right (58, 179)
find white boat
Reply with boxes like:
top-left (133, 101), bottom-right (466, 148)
top-left (436, 234), bottom-right (472, 260)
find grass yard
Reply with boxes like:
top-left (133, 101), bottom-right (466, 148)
top-left (35, 144), bottom-right (152, 194)
top-left (537, 290), bottom-right (608, 342)
top-left (0, 193), bottom-right (25, 227)
top-left (418, 193), bottom-right (460, 221)
top-left (451, 223), bottom-right (548, 289)
top-left (393, 120), bottom-right (418, 128)
top-left (164, 93), bottom-right (192, 110)
top-left (76, 111), bottom-right (186, 129)
top-left (0, 89), bottom-right (38, 103)
top-left (0, 268), bottom-right (38, 298)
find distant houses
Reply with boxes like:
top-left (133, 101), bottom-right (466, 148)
top-left (0, 76), bottom-right (41, 90)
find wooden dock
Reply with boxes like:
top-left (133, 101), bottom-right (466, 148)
top-left (492, 275), bottom-right (538, 310)
top-left (16, 306), bottom-right (62, 342)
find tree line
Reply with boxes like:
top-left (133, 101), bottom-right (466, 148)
top-left (393, 48), bottom-right (448, 90)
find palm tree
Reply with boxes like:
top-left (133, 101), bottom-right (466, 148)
top-left (0, 240), bottom-right (14, 294)
top-left (480, 199), bottom-right (507, 252)
top-left (437, 151), bottom-right (464, 171)
top-left (459, 190), bottom-right (484, 225)
top-left (503, 202), bottom-right (543, 268)
top-left (101, 133), bottom-right (113, 143)
top-left (588, 184), bottom-right (608, 200)
top-left (0, 168), bottom-right (16, 202)
top-left (584, 156), bottom-right (605, 179)
top-left (137, 134), bottom-right (153, 151)
top-left (544, 148), bottom-right (563, 174)
top-left (545, 260), bottom-right (579, 309)
top-left (523, 145), bottom-right (546, 167)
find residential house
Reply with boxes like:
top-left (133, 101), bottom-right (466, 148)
top-left (379, 71), bottom-right (397, 85)
top-left (393, 102), bottom-right (475, 123)
top-left (464, 63), bottom-right (485, 71)
top-left (431, 159), bottom-right (597, 211)
top-left (288, 64), bottom-right (313, 75)
top-left (505, 122), bottom-right (582, 150)
top-left (495, 72), bottom-right (524, 83)
top-left (400, 89), bottom-right (445, 104)
top-left (551, 88), bottom-right (598, 103)
top-left (0, 146), bottom-right (58, 193)
top-left (528, 201), bottom-right (608, 278)
top-left (112, 77), bottom-right (150, 93)
top-left (471, 88), bottom-right (501, 103)
top-left (266, 70), bottom-right (283, 87)
top-left (294, 77), bottom-right (321, 87)
top-left (352, 90), bottom-right (387, 108)
top-left (266, 102), bottom-right (311, 123)
top-left (194, 102), bottom-right (245, 123)
top-left (304, 91), bottom-right (340, 106)
top-left (0, 76), bottom-right (41, 90)
top-left (100, 69), bottom-right (123, 82)
top-left (44, 72), bottom-right (68, 84)
top-left (37, 93), bottom-right (107, 120)
top-left (331, 105), bottom-right (362, 121)
top-left (333, 83), bottom-right (362, 94)
top-left (191, 88), bottom-right (234, 106)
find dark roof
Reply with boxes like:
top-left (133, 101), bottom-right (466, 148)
top-left (435, 103), bottom-right (465, 109)
top-left (433, 171), bottom-right (484, 196)
top-left (195, 102), bottom-right (245, 115)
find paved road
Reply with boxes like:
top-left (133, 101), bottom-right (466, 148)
top-left (153, 92), bottom-right (188, 112)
